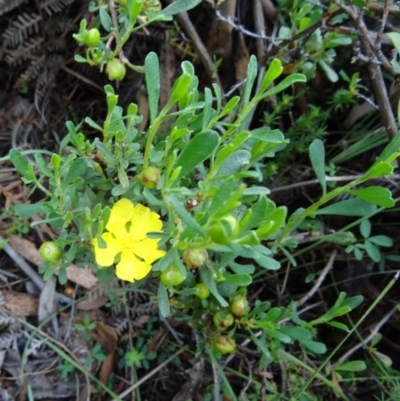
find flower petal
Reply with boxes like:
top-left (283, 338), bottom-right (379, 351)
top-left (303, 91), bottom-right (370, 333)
top-left (129, 204), bottom-right (164, 242)
top-left (131, 238), bottom-right (166, 264)
top-left (93, 232), bottom-right (122, 267)
top-left (116, 250), bottom-right (152, 282)
top-left (106, 198), bottom-right (134, 233)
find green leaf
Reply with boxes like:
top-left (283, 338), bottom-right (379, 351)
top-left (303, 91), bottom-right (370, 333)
top-left (256, 206), bottom-right (287, 238)
top-left (9, 149), bottom-right (31, 178)
top-left (375, 133), bottom-right (400, 163)
top-left (223, 274), bottom-right (252, 286)
top-left (214, 131), bottom-right (251, 168)
top-left (216, 150), bottom-right (251, 177)
top-left (201, 87), bottom-right (213, 130)
top-left (117, 166), bottom-right (129, 189)
top-left (208, 178), bottom-right (235, 217)
top-left (258, 58), bottom-right (283, 95)
top-left (279, 326), bottom-right (312, 342)
top-left (256, 254), bottom-right (280, 270)
top-left (99, 7), bottom-right (112, 31)
top-left (219, 96), bottom-right (240, 118)
top-left (316, 198), bottom-right (377, 216)
top-left (387, 32), bottom-right (400, 58)
top-left (318, 60), bottom-right (339, 82)
top-left (363, 162), bottom-right (393, 180)
top-left (200, 265), bottom-right (228, 307)
top-left (35, 153), bottom-right (53, 178)
top-left (175, 130), bottom-right (219, 180)
top-left (212, 83), bottom-right (222, 114)
top-left (328, 321), bottom-right (350, 332)
top-left (63, 158), bottom-right (87, 187)
top-left (241, 195), bottom-right (275, 231)
top-left (155, 0), bottom-right (202, 18)
top-left (128, 0), bottom-right (143, 23)
top-left (229, 262), bottom-right (255, 275)
top-left (85, 117), bottom-right (103, 132)
top-left (260, 73), bottom-right (306, 99)
top-left (349, 186), bottom-right (395, 207)
top-left (242, 55), bottom-right (258, 107)
top-left (302, 340), bottom-right (327, 354)
top-left (158, 283), bottom-right (170, 317)
top-left (368, 235), bottom-right (393, 247)
top-left (166, 73), bottom-right (193, 110)
top-left (309, 139), bottom-right (326, 195)
top-left (168, 195), bottom-right (204, 235)
top-left (335, 360), bottom-right (366, 372)
top-left (14, 203), bottom-right (43, 218)
top-left (359, 219), bottom-right (371, 239)
top-left (145, 52), bottom-right (160, 123)
top-left (365, 240), bottom-right (381, 262)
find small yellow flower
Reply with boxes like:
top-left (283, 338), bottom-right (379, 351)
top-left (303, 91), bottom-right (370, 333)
top-left (93, 199), bottom-right (165, 282)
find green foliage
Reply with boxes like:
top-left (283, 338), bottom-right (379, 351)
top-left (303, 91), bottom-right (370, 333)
top-left (10, 50), bottom-right (399, 375)
top-left (7, 3), bottom-right (400, 395)
top-left (345, 219), bottom-right (393, 262)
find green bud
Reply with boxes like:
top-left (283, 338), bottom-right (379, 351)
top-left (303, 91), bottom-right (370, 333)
top-left (39, 241), bottom-right (62, 262)
top-left (214, 335), bottom-right (236, 355)
top-left (230, 295), bottom-right (249, 317)
top-left (106, 58), bottom-right (126, 81)
top-left (160, 263), bottom-right (186, 287)
top-left (208, 215), bottom-right (239, 245)
top-left (139, 166), bottom-right (161, 189)
top-left (83, 28), bottom-right (100, 48)
top-left (213, 310), bottom-right (235, 331)
top-left (195, 283), bottom-right (210, 299)
top-left (183, 248), bottom-right (207, 269)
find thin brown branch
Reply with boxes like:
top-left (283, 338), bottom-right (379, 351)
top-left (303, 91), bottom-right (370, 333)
top-left (297, 250), bottom-right (337, 307)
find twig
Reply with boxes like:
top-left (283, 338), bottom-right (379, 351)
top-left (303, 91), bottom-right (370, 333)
top-left (115, 348), bottom-right (185, 400)
top-left (297, 250), bottom-right (337, 307)
top-left (167, 0), bottom-right (222, 88)
top-left (270, 174), bottom-right (400, 193)
top-left (335, 303), bottom-right (398, 364)
top-left (215, 8), bottom-right (271, 40)
top-left (335, 1), bottom-right (397, 140)
top-left (375, 0), bottom-right (392, 49)
top-left (239, 358), bottom-right (254, 398)
top-left (0, 235), bottom-right (71, 304)
top-left (61, 66), bottom-right (104, 92)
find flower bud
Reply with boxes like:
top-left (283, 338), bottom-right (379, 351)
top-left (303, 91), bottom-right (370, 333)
top-left (214, 335), bottom-right (236, 355)
top-left (207, 215), bottom-right (239, 244)
top-left (39, 241), bottom-right (62, 262)
top-left (195, 283), bottom-right (210, 299)
top-left (183, 248), bottom-right (207, 269)
top-left (83, 28), bottom-right (100, 48)
top-left (106, 58), bottom-right (126, 81)
top-left (139, 166), bottom-right (160, 189)
top-left (160, 263), bottom-right (186, 287)
top-left (213, 310), bottom-right (234, 331)
top-left (230, 295), bottom-right (249, 317)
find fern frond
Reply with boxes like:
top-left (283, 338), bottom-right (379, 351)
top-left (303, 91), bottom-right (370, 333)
top-left (40, 0), bottom-right (75, 15)
top-left (44, 16), bottom-right (76, 35)
top-left (3, 13), bottom-right (42, 47)
top-left (0, 0), bottom-right (28, 16)
top-left (5, 37), bottom-right (44, 65)
top-left (14, 58), bottom-right (44, 87)
top-left (46, 37), bottom-right (67, 52)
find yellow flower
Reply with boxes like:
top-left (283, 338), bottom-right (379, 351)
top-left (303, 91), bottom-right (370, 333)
top-left (93, 198), bottom-right (165, 282)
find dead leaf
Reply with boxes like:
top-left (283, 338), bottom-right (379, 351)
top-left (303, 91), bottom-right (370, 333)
top-left (77, 294), bottom-right (109, 310)
top-left (1, 290), bottom-right (38, 316)
top-left (8, 235), bottom-right (98, 289)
